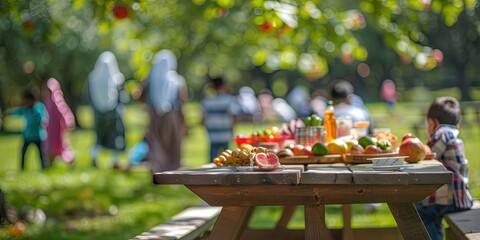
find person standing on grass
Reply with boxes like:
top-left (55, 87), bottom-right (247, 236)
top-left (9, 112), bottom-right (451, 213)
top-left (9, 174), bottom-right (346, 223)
top-left (88, 51), bottom-right (128, 169)
top-left (5, 89), bottom-right (48, 170)
top-left (416, 96), bottom-right (473, 240)
top-left (201, 77), bottom-right (238, 162)
top-left (141, 49), bottom-right (188, 173)
top-left (42, 78), bottom-right (76, 166)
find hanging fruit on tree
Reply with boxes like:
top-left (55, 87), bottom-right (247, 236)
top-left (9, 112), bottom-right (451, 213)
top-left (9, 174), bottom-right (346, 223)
top-left (113, 3), bottom-right (129, 19)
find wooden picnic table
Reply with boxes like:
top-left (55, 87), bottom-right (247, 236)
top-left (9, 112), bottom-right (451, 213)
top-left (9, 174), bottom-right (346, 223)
top-left (154, 160), bottom-right (452, 240)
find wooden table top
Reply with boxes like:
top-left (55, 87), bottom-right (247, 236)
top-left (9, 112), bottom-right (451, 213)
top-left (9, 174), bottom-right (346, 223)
top-left (154, 160), bottom-right (452, 240)
top-left (154, 160), bottom-right (452, 187)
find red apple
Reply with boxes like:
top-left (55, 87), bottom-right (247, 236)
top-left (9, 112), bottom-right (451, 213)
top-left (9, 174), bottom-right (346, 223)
top-left (402, 133), bottom-right (416, 143)
top-left (350, 144), bottom-right (365, 154)
top-left (292, 144), bottom-right (304, 156)
top-left (399, 138), bottom-right (426, 163)
top-left (364, 145), bottom-right (382, 154)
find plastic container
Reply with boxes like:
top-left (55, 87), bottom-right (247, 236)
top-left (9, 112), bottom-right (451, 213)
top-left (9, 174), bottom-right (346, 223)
top-left (336, 117), bottom-right (352, 138)
top-left (352, 121), bottom-right (370, 138)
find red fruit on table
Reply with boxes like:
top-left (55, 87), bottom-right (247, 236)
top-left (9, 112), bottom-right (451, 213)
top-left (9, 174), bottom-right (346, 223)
top-left (255, 153), bottom-right (279, 167)
top-left (350, 144), bottom-right (365, 154)
top-left (364, 145), bottom-right (382, 154)
top-left (402, 133), bottom-right (416, 142)
top-left (399, 138), bottom-right (426, 163)
top-left (299, 146), bottom-right (313, 156)
top-left (292, 144), bottom-right (305, 156)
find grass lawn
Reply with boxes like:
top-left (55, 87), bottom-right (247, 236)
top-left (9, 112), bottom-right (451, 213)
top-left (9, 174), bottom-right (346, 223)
top-left (0, 101), bottom-right (479, 239)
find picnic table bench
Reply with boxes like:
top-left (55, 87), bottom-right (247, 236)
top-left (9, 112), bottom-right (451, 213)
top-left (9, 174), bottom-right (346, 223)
top-left (153, 161), bottom-right (451, 240)
top-left (131, 203), bottom-right (222, 240)
top-left (445, 201), bottom-right (480, 240)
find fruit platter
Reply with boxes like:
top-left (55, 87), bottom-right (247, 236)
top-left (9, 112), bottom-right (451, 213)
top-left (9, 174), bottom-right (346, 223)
top-left (212, 144), bottom-right (282, 171)
top-left (229, 117), bottom-right (436, 166)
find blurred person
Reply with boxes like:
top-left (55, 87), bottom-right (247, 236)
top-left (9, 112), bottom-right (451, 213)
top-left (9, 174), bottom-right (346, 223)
top-left (286, 85), bottom-right (312, 118)
top-left (236, 86), bottom-right (262, 122)
top-left (272, 98), bottom-right (297, 122)
top-left (380, 79), bottom-right (398, 114)
top-left (141, 49), bottom-right (188, 172)
top-left (310, 89), bottom-right (328, 116)
top-left (329, 80), bottom-right (373, 134)
top-left (201, 77), bottom-right (238, 162)
top-left (415, 96), bottom-right (473, 240)
top-left (0, 189), bottom-right (5, 226)
top-left (42, 78), bottom-right (76, 165)
top-left (257, 88), bottom-right (277, 122)
top-left (88, 51), bottom-right (128, 169)
top-left (5, 88), bottom-right (48, 170)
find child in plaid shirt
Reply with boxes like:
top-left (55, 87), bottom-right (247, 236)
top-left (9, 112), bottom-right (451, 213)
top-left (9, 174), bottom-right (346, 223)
top-left (416, 96), bottom-right (473, 240)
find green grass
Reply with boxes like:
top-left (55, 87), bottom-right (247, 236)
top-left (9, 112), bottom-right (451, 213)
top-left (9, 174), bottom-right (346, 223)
top-left (0, 101), bottom-right (479, 239)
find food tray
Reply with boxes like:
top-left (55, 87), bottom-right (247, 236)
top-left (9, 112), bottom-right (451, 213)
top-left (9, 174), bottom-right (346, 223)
top-left (343, 152), bottom-right (399, 164)
top-left (279, 155), bottom-right (343, 165)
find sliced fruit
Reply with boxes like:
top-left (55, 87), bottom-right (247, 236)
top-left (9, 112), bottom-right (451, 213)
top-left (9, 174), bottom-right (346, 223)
top-left (255, 153), bottom-right (280, 167)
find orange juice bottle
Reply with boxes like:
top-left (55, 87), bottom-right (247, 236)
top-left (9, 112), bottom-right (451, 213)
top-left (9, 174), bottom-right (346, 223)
top-left (323, 100), bottom-right (336, 142)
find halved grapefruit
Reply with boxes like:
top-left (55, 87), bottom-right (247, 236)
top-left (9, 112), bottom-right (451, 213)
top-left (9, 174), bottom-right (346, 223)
top-left (255, 153), bottom-right (280, 167)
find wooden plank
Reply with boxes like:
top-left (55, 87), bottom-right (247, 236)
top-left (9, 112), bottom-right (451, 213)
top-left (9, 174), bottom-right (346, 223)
top-left (282, 164), bottom-right (305, 172)
top-left (388, 202), bottom-right (430, 240)
top-left (305, 204), bottom-right (333, 240)
top-left (342, 204), bottom-right (354, 240)
top-left (131, 205), bottom-right (222, 240)
top-left (349, 164), bottom-right (409, 185)
top-left (301, 169), bottom-right (352, 184)
top-left (275, 205), bottom-right (297, 230)
top-left (154, 167), bottom-right (301, 186)
top-left (302, 163), bottom-right (352, 184)
top-left (403, 160), bottom-right (452, 185)
top-left (188, 184), bottom-right (444, 206)
top-left (208, 206), bottom-right (254, 240)
top-left (445, 209), bottom-right (480, 240)
top-left (240, 228), bottom-right (403, 240)
top-left (240, 229), bottom-right (305, 240)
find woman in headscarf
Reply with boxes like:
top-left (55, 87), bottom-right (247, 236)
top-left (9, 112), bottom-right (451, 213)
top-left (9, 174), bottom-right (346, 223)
top-left (42, 78), bottom-right (75, 165)
top-left (142, 49), bottom-right (187, 173)
top-left (88, 51), bottom-right (128, 168)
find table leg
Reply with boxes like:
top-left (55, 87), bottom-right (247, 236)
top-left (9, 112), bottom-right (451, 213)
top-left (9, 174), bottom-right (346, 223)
top-left (342, 204), bottom-right (354, 240)
top-left (388, 202), bottom-right (430, 240)
top-left (209, 206), bottom-right (254, 240)
top-left (305, 205), bottom-right (333, 240)
top-left (275, 205), bottom-right (297, 230)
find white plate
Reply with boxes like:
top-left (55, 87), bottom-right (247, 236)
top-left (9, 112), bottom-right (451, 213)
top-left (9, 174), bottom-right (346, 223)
top-left (368, 165), bottom-right (413, 171)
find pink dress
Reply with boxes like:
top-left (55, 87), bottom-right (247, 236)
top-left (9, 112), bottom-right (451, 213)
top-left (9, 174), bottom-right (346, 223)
top-left (44, 78), bottom-right (75, 163)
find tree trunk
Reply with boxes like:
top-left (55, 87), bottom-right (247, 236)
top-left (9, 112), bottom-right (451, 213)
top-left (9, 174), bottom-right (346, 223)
top-left (456, 62), bottom-right (471, 101)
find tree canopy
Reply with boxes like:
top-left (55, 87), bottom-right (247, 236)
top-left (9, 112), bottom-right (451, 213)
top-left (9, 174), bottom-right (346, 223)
top-left (1, 0), bottom-right (479, 110)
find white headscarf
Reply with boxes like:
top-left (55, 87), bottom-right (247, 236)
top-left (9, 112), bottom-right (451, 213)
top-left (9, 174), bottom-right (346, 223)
top-left (88, 51), bottom-right (125, 112)
top-left (147, 50), bottom-right (180, 114)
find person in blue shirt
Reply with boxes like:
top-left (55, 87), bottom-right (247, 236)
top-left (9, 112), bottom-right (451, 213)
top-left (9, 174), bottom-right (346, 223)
top-left (201, 77), bottom-right (238, 162)
top-left (6, 89), bottom-right (48, 170)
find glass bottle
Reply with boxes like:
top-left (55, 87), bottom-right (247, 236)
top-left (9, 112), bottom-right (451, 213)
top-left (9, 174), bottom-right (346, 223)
top-left (323, 100), bottom-right (336, 142)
